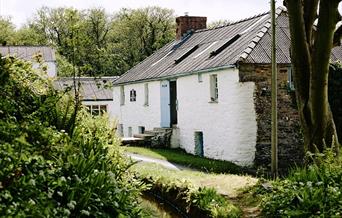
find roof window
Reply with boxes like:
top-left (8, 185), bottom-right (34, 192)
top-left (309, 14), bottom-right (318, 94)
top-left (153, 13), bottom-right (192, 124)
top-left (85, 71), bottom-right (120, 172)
top-left (210, 34), bottom-right (241, 57)
top-left (174, 45), bottom-right (199, 64)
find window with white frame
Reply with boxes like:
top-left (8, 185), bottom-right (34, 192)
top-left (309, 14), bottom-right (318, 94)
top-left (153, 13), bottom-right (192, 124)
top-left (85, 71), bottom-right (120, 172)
top-left (144, 83), bottom-right (149, 106)
top-left (130, 89), bottom-right (136, 102)
top-left (128, 127), bottom-right (132, 137)
top-left (210, 74), bottom-right (218, 102)
top-left (120, 86), bottom-right (125, 105)
top-left (198, 73), bottom-right (203, 83)
top-left (86, 104), bottom-right (107, 116)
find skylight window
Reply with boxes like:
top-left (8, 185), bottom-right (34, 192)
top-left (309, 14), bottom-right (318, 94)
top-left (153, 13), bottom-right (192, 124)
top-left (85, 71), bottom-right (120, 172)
top-left (193, 41), bottom-right (218, 58)
top-left (174, 45), bottom-right (199, 64)
top-left (210, 34), bottom-right (241, 57)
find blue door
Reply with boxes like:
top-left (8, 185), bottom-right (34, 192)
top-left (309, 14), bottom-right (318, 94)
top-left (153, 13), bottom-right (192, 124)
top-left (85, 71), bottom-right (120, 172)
top-left (160, 80), bottom-right (170, 127)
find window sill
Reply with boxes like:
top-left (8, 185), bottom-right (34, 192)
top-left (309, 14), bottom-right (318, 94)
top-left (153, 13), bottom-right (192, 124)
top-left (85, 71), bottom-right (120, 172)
top-left (208, 100), bottom-right (218, 104)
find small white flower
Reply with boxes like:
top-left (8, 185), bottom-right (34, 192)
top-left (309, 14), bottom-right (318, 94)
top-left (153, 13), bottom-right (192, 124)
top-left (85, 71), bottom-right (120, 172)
top-left (57, 191), bottom-right (63, 197)
top-left (28, 179), bottom-right (36, 186)
top-left (81, 210), bottom-right (90, 216)
top-left (28, 199), bottom-right (36, 205)
top-left (60, 176), bottom-right (66, 182)
top-left (67, 200), bottom-right (77, 210)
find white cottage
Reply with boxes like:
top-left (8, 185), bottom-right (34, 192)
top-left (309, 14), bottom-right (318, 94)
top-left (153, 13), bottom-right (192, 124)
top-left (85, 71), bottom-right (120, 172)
top-left (54, 77), bottom-right (118, 118)
top-left (112, 7), bottom-right (342, 167)
top-left (0, 46), bottom-right (57, 77)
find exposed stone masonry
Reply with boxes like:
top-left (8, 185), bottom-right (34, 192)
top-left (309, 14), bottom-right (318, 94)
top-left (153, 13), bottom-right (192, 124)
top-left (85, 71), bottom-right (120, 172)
top-left (239, 63), bottom-right (304, 170)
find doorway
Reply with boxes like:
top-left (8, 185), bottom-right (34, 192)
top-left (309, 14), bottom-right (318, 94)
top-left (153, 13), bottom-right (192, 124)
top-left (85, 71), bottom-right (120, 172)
top-left (169, 81), bottom-right (178, 126)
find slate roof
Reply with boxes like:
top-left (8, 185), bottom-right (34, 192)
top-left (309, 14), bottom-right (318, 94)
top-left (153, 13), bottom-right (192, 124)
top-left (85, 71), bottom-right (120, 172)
top-left (54, 77), bottom-right (118, 101)
top-left (0, 46), bottom-right (56, 62)
top-left (114, 7), bottom-right (290, 85)
top-left (114, 7), bottom-right (342, 84)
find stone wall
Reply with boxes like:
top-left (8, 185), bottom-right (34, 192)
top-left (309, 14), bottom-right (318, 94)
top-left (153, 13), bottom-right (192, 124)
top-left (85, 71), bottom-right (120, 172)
top-left (239, 63), bottom-right (304, 170)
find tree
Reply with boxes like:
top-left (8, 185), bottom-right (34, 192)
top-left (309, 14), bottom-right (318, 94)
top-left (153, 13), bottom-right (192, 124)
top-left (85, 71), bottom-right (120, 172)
top-left (14, 25), bottom-right (47, 45)
top-left (0, 17), bottom-right (15, 45)
top-left (208, 19), bottom-right (231, 28)
top-left (112, 7), bottom-right (175, 68)
top-left (284, 0), bottom-right (341, 153)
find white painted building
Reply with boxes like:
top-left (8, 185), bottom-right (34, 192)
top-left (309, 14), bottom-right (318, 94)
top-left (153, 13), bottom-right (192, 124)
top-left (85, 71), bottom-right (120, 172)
top-left (0, 46), bottom-right (57, 77)
top-left (54, 77), bottom-right (119, 119)
top-left (112, 9), bottom-right (285, 166)
top-left (113, 7), bottom-right (342, 166)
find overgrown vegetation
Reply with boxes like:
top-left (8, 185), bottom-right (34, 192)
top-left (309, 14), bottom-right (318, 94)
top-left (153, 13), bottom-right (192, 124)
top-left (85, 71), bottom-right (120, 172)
top-left (125, 146), bottom-right (242, 174)
top-left (260, 148), bottom-right (342, 217)
top-left (137, 170), bottom-right (242, 218)
top-left (0, 55), bottom-right (144, 216)
top-left (0, 6), bottom-right (176, 76)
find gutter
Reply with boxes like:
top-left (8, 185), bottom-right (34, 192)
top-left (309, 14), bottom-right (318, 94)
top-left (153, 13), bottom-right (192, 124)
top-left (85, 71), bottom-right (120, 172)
top-left (113, 64), bottom-right (236, 86)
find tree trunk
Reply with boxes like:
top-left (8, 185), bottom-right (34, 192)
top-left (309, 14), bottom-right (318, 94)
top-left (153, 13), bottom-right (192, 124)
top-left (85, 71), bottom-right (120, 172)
top-left (286, 0), bottom-right (340, 154)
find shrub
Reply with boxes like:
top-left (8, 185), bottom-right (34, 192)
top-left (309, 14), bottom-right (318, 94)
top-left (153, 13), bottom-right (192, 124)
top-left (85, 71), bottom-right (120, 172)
top-left (0, 56), bottom-right (144, 217)
top-left (138, 173), bottom-right (241, 218)
top-left (260, 148), bottom-right (342, 217)
top-left (192, 187), bottom-right (241, 218)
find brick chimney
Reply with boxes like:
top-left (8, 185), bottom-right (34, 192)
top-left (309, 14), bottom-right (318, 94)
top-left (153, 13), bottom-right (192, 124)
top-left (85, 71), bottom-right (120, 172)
top-left (176, 15), bottom-right (207, 40)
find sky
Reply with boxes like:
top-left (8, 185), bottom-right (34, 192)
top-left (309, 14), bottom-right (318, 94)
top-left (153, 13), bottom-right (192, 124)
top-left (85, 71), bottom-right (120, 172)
top-left (0, 0), bottom-right (282, 28)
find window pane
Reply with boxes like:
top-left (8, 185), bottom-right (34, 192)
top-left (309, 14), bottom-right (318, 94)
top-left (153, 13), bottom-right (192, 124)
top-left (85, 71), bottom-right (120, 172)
top-left (144, 83), bottom-right (149, 106)
top-left (92, 105), bottom-right (99, 116)
top-left (100, 105), bottom-right (107, 114)
top-left (210, 74), bottom-right (218, 102)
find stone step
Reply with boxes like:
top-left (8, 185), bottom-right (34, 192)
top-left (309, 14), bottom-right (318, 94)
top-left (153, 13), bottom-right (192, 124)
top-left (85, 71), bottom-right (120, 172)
top-left (153, 127), bottom-right (173, 132)
top-left (121, 137), bottom-right (145, 146)
top-left (144, 130), bottom-right (159, 135)
top-left (133, 133), bottom-right (155, 139)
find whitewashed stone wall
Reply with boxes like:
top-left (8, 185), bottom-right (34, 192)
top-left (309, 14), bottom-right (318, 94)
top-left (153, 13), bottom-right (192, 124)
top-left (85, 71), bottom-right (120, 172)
top-left (33, 61), bottom-right (57, 77)
top-left (176, 68), bottom-right (257, 166)
top-left (112, 81), bottom-right (161, 137)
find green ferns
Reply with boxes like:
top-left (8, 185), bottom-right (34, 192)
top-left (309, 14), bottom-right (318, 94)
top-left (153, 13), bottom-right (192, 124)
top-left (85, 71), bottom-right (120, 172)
top-left (0, 56), bottom-right (143, 217)
top-left (261, 148), bottom-right (342, 217)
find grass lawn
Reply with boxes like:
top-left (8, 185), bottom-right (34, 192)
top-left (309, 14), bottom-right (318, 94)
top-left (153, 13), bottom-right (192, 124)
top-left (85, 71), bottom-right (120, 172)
top-left (124, 146), bottom-right (243, 174)
top-left (131, 162), bottom-right (257, 197)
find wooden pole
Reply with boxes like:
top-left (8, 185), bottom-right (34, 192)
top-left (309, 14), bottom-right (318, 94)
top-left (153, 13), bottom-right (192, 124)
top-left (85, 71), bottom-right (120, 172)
top-left (271, 0), bottom-right (278, 178)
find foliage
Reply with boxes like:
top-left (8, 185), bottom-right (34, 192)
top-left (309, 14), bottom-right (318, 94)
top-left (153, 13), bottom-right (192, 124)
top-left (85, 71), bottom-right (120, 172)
top-left (0, 16), bottom-right (16, 45)
top-left (0, 56), bottom-right (144, 216)
top-left (56, 53), bottom-right (75, 77)
top-left (137, 171), bottom-right (241, 218)
top-left (285, 0), bottom-right (341, 152)
top-left (20, 6), bottom-right (175, 76)
top-left (192, 187), bottom-right (241, 218)
top-left (208, 19), bottom-right (231, 28)
top-left (260, 148), bottom-right (342, 217)
top-left (112, 7), bottom-right (175, 68)
top-left (125, 146), bottom-right (242, 174)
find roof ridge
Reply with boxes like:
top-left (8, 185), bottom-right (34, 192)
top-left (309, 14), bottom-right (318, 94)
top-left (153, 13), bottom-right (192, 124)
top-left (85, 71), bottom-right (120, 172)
top-left (196, 9), bottom-right (272, 33)
top-left (237, 6), bottom-right (286, 62)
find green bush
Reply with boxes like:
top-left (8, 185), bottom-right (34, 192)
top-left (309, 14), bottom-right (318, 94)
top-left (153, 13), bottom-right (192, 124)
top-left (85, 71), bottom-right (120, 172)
top-left (0, 56), bottom-right (144, 217)
top-left (260, 148), bottom-right (342, 217)
top-left (192, 187), bottom-right (241, 218)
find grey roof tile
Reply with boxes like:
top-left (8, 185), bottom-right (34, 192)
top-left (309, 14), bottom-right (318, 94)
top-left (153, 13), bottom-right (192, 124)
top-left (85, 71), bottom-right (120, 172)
top-left (115, 6), bottom-right (342, 85)
top-left (53, 77), bottom-right (118, 101)
top-left (0, 46), bottom-right (56, 62)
